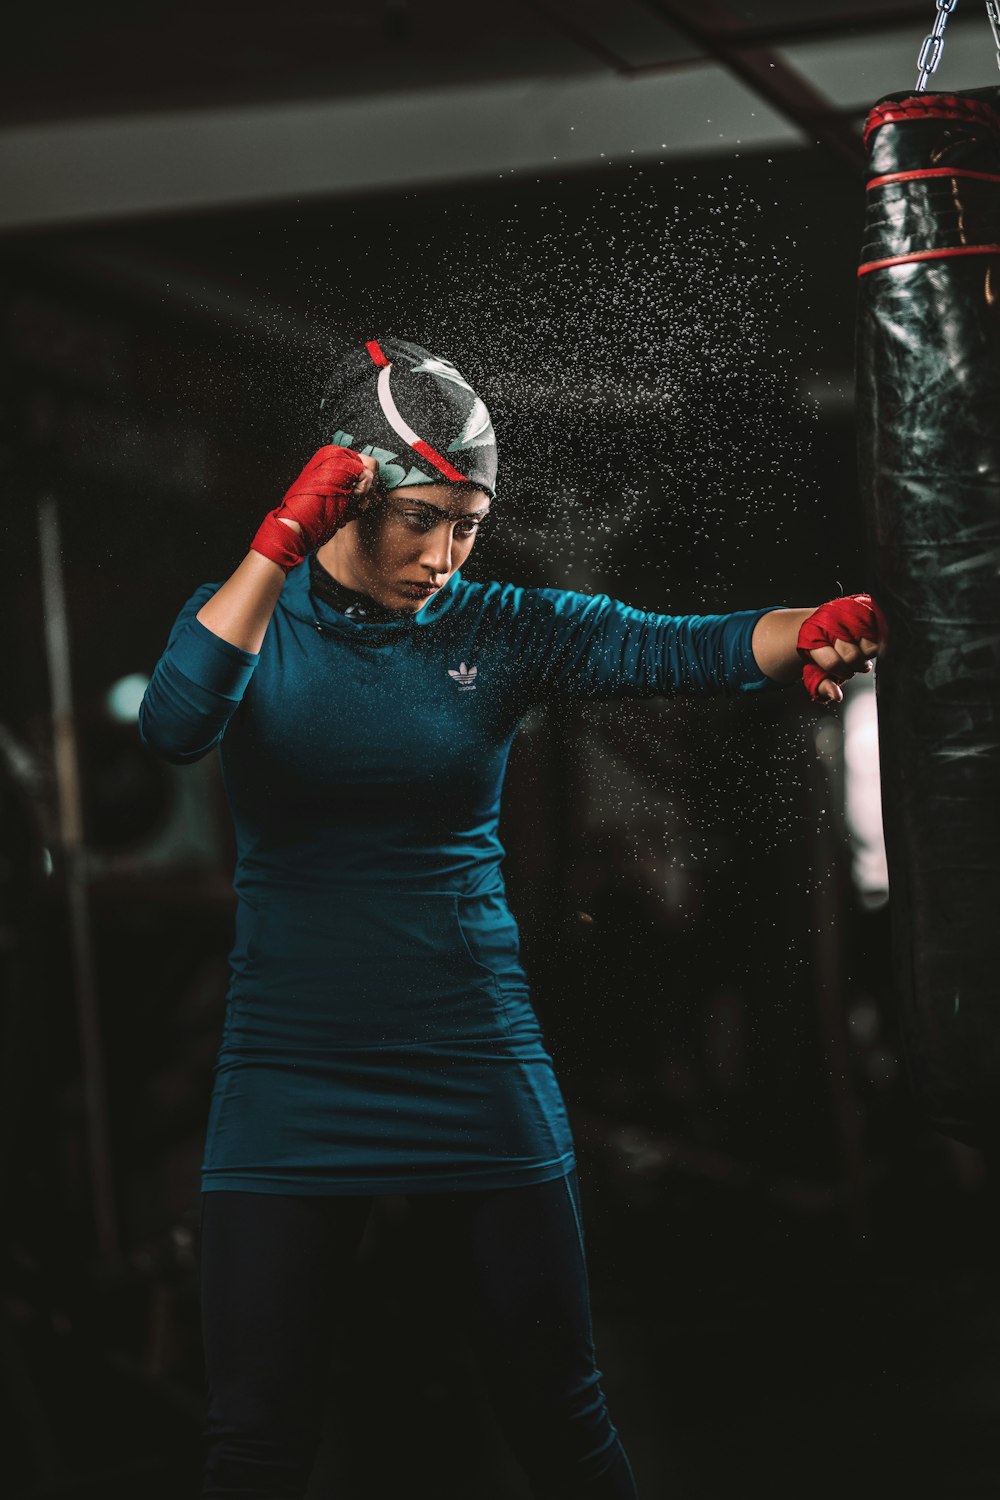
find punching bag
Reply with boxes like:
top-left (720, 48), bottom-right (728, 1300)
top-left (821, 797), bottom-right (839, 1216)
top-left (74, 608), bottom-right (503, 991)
top-left (857, 88), bottom-right (1000, 1147)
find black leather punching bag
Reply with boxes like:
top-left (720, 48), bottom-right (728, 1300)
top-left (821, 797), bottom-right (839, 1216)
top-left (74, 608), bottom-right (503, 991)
top-left (857, 89), bottom-right (1000, 1147)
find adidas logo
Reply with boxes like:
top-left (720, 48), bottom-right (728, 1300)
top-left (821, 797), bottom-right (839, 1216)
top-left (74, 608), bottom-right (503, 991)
top-left (447, 661), bottom-right (478, 691)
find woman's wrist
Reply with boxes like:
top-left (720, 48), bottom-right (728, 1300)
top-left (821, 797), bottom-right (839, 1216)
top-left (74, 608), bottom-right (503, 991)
top-left (195, 549), bottom-right (288, 653)
top-left (751, 607), bottom-right (815, 683)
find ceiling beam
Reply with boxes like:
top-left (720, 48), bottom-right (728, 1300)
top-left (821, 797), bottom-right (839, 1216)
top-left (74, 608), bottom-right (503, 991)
top-left (640, 0), bottom-right (867, 172)
top-left (732, 7), bottom-right (936, 50)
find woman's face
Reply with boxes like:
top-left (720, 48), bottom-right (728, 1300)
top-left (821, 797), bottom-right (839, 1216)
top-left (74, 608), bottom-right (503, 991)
top-left (318, 480), bottom-right (492, 612)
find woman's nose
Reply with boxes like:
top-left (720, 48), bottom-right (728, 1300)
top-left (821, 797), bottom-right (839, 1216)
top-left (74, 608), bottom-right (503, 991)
top-left (421, 527), bottom-right (454, 575)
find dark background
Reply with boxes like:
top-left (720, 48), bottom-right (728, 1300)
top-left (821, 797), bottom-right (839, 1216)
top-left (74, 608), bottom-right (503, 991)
top-left (3, 4), bottom-right (999, 1498)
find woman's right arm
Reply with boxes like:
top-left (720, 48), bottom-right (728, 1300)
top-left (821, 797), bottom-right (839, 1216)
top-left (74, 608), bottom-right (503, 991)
top-left (195, 546), bottom-right (291, 654)
top-left (196, 446), bottom-right (377, 652)
top-left (139, 446), bottom-right (376, 762)
top-left (138, 578), bottom-right (263, 764)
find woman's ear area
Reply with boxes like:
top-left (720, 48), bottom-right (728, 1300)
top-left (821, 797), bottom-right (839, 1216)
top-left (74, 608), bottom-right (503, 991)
top-left (357, 454), bottom-right (379, 489)
top-left (353, 454), bottom-right (382, 510)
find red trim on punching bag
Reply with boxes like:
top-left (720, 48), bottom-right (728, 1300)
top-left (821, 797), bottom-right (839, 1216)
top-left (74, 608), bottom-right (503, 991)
top-left (863, 95), bottom-right (1000, 147)
top-left (868, 167), bottom-right (1000, 190)
top-left (858, 243), bottom-right (1000, 277)
top-left (366, 340), bottom-right (390, 367)
top-left (411, 439), bottom-right (469, 483)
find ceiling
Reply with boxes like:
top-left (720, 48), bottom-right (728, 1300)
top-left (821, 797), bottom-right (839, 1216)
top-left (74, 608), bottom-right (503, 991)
top-left (3, 1), bottom-right (1000, 232)
top-left (0, 3), bottom-right (950, 123)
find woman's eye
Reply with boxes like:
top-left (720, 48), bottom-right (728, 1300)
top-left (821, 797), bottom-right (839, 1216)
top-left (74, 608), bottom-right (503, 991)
top-left (405, 514), bottom-right (478, 538)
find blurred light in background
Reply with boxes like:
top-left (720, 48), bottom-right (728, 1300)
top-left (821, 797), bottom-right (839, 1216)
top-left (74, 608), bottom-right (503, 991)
top-left (843, 668), bottom-right (888, 909)
top-left (105, 672), bottom-right (150, 723)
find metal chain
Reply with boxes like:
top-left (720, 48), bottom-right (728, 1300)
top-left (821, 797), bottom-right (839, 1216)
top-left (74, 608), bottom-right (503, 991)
top-left (987, 0), bottom-right (1000, 72)
top-left (915, 0), bottom-right (960, 92)
top-left (915, 1), bottom-right (1000, 91)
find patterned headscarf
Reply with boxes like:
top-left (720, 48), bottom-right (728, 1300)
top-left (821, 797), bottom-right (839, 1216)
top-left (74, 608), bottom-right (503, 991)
top-left (320, 337), bottom-right (497, 498)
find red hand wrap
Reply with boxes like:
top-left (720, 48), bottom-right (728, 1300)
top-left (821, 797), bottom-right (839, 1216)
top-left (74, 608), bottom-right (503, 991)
top-left (251, 446), bottom-right (368, 571)
top-left (796, 593), bottom-right (888, 702)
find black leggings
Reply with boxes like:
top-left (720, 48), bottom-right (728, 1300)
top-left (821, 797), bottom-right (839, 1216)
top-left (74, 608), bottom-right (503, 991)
top-left (199, 1168), bottom-right (639, 1499)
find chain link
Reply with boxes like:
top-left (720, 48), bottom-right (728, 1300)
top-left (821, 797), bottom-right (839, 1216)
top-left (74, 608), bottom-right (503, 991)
top-left (987, 0), bottom-right (1000, 72)
top-left (914, 1), bottom-right (1000, 91)
top-left (915, 0), bottom-right (960, 92)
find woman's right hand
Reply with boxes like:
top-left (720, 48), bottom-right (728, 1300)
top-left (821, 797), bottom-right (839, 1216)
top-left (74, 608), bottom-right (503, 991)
top-left (250, 446), bottom-right (379, 571)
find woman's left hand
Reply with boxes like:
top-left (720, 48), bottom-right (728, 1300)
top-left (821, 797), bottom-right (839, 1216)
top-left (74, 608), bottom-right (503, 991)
top-left (797, 593), bottom-right (888, 703)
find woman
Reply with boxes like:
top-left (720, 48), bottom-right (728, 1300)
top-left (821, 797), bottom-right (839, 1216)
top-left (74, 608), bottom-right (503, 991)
top-left (139, 337), bottom-right (883, 1499)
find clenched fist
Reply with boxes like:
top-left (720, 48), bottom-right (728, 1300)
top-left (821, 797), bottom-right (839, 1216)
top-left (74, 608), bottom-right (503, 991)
top-left (251, 446), bottom-right (379, 571)
top-left (797, 593), bottom-right (887, 703)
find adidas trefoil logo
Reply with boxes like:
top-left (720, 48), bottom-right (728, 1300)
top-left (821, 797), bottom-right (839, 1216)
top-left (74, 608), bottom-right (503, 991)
top-left (448, 661), bottom-right (478, 691)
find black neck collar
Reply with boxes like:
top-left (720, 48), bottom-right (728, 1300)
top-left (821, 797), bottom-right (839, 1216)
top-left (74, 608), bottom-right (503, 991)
top-left (307, 550), bottom-right (415, 623)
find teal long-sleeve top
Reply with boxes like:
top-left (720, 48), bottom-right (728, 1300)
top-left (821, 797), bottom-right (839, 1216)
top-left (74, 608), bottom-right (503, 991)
top-left (139, 559), bottom-right (782, 1195)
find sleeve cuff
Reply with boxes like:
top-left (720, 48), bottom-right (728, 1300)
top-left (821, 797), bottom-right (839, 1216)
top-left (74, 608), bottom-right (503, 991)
top-left (173, 617), bottom-right (260, 697)
top-left (729, 607), bottom-right (789, 694)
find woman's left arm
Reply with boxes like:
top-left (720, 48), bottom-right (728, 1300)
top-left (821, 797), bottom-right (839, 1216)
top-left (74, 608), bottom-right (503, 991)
top-left (507, 587), bottom-right (887, 707)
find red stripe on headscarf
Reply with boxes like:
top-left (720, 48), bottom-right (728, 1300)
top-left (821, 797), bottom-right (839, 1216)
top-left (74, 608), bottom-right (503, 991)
top-left (366, 340), bottom-right (390, 367)
top-left (412, 440), bottom-right (469, 483)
